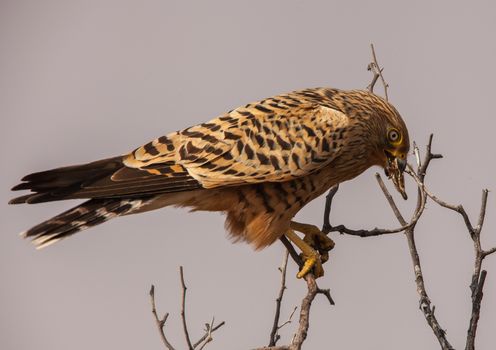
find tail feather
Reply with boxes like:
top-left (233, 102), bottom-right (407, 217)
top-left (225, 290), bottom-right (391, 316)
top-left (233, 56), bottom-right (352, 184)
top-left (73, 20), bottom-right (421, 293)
top-left (9, 155), bottom-right (201, 204)
top-left (10, 155), bottom-right (203, 247)
top-left (23, 198), bottom-right (149, 249)
top-left (10, 156), bottom-right (124, 204)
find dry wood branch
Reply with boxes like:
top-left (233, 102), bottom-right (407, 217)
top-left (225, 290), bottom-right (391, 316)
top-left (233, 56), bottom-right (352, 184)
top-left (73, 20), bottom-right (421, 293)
top-left (269, 250), bottom-right (291, 346)
top-left (466, 270), bottom-right (487, 350)
top-left (150, 267), bottom-right (225, 350)
top-left (408, 171), bottom-right (495, 349)
top-left (483, 247), bottom-right (496, 257)
top-left (279, 235), bottom-right (303, 268)
top-left (255, 272), bottom-right (333, 350)
top-left (180, 266), bottom-right (194, 350)
top-left (150, 285), bottom-right (175, 350)
top-left (320, 133), bottom-right (496, 349)
top-left (289, 273), bottom-right (319, 350)
top-left (367, 43), bottom-right (389, 101)
top-left (319, 144), bottom-right (451, 349)
top-left (377, 137), bottom-right (453, 349)
top-left (193, 321), bottom-right (225, 349)
top-left (322, 184), bottom-right (339, 233)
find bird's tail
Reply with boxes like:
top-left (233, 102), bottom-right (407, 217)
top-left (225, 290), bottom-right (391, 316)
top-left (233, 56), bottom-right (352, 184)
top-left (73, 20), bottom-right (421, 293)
top-left (22, 197), bottom-right (150, 249)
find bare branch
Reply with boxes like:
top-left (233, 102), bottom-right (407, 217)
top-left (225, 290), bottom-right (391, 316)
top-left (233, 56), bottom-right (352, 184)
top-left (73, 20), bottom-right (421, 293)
top-left (289, 273), bottom-right (318, 350)
top-left (149, 285), bottom-right (176, 350)
top-left (180, 266), bottom-right (194, 350)
top-left (322, 184), bottom-right (339, 233)
top-left (277, 306), bottom-right (298, 331)
top-left (374, 173), bottom-right (407, 225)
top-left (150, 268), bottom-right (225, 350)
top-left (193, 321), bottom-right (225, 349)
top-left (367, 43), bottom-right (389, 101)
top-left (380, 137), bottom-right (452, 350)
top-left (325, 223), bottom-right (408, 237)
top-left (482, 247), bottom-right (496, 257)
top-left (466, 270), bottom-right (487, 350)
top-left (464, 190), bottom-right (490, 350)
top-left (196, 318), bottom-right (216, 350)
top-left (254, 272), bottom-right (333, 350)
top-left (418, 134), bottom-right (443, 181)
top-left (269, 250), bottom-right (291, 346)
top-left (475, 189), bottom-right (489, 234)
top-left (323, 135), bottom-right (450, 348)
top-left (423, 187), bottom-right (476, 235)
top-left (279, 235), bottom-right (303, 268)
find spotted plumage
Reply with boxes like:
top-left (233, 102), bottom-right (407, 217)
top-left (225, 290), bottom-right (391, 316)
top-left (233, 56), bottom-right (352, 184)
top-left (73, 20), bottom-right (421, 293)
top-left (10, 87), bottom-right (410, 252)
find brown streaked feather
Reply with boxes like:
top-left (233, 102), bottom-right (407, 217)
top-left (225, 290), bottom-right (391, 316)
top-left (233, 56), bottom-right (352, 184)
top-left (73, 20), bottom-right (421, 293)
top-left (21, 198), bottom-right (152, 249)
top-left (10, 87), bottom-right (410, 251)
top-left (10, 156), bottom-right (202, 204)
top-left (123, 102), bottom-right (350, 190)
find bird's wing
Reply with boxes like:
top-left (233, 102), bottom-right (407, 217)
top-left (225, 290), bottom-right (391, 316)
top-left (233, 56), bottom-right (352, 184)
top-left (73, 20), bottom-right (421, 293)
top-left (124, 101), bottom-right (350, 189)
top-left (10, 99), bottom-right (350, 204)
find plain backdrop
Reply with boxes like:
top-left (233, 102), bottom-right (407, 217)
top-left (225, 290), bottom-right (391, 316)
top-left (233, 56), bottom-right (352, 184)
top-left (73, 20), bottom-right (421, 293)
top-left (1, 1), bottom-right (495, 349)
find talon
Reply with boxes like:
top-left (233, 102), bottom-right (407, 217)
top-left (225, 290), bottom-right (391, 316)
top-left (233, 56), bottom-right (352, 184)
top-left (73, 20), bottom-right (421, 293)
top-left (291, 221), bottom-right (335, 254)
top-left (297, 249), bottom-right (324, 279)
top-left (320, 251), bottom-right (329, 264)
top-left (285, 228), bottom-right (326, 279)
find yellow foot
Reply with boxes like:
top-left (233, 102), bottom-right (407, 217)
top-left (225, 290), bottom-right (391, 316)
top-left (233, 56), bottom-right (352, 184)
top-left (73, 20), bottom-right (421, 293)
top-left (290, 221), bottom-right (335, 263)
top-left (285, 229), bottom-right (325, 279)
top-left (297, 249), bottom-right (324, 279)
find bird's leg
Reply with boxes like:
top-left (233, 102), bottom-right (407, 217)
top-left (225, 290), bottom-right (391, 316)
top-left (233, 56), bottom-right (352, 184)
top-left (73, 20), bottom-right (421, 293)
top-left (290, 221), bottom-right (335, 264)
top-left (285, 229), bottom-right (324, 279)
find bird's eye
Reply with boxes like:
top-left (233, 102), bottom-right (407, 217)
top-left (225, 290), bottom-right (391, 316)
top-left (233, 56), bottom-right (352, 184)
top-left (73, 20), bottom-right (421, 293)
top-left (388, 129), bottom-right (401, 143)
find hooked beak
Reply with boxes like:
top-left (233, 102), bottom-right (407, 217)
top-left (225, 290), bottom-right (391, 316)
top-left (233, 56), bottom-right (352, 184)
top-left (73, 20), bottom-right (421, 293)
top-left (384, 151), bottom-right (408, 200)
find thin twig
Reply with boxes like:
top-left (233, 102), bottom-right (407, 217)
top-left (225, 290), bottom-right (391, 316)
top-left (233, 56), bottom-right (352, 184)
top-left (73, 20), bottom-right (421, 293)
top-left (483, 247), bottom-right (496, 257)
top-left (277, 306), bottom-right (298, 331)
top-left (464, 189), bottom-right (491, 350)
top-left (367, 43), bottom-right (389, 101)
top-left (422, 187), bottom-right (476, 235)
top-left (254, 272), bottom-right (333, 350)
top-left (410, 180), bottom-right (494, 350)
top-left (322, 184), bottom-right (339, 233)
top-left (376, 137), bottom-right (453, 349)
top-left (180, 266), bottom-right (194, 350)
top-left (149, 285), bottom-right (175, 350)
top-left (325, 223), bottom-right (409, 237)
top-left (197, 318), bottom-right (215, 350)
top-left (375, 174), bottom-right (407, 225)
top-left (269, 250), bottom-right (291, 346)
top-left (151, 270), bottom-right (225, 350)
top-left (193, 321), bottom-right (226, 349)
top-left (279, 235), bottom-right (302, 267)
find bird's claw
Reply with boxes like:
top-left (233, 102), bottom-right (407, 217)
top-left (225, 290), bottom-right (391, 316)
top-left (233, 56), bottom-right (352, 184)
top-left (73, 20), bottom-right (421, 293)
top-left (303, 229), bottom-right (335, 264)
top-left (297, 249), bottom-right (324, 279)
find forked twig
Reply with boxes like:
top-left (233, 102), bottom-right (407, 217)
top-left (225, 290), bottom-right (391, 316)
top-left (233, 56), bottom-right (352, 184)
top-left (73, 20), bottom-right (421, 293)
top-left (150, 267), bottom-right (225, 350)
top-left (150, 285), bottom-right (175, 350)
top-left (321, 134), bottom-right (495, 350)
top-left (180, 266), bottom-right (194, 350)
top-left (367, 43), bottom-right (389, 101)
top-left (269, 250), bottom-right (292, 346)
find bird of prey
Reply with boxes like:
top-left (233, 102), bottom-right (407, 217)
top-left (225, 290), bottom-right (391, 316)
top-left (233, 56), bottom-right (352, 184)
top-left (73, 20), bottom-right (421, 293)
top-left (10, 87), bottom-right (409, 278)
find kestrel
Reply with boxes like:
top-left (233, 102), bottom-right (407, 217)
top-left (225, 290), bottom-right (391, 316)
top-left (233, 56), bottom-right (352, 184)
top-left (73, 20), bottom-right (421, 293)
top-left (10, 87), bottom-right (409, 278)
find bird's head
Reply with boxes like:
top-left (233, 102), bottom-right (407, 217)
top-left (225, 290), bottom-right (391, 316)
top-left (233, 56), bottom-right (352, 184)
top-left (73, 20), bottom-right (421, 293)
top-left (370, 97), bottom-right (410, 200)
top-left (335, 90), bottom-right (410, 199)
top-left (339, 90), bottom-right (410, 199)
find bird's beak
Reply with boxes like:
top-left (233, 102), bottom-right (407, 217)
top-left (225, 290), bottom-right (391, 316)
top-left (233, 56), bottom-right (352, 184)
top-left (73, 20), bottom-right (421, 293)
top-left (384, 151), bottom-right (407, 200)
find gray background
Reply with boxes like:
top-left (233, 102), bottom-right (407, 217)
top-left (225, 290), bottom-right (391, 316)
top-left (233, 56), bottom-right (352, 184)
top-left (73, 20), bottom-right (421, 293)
top-left (1, 0), bottom-right (495, 349)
